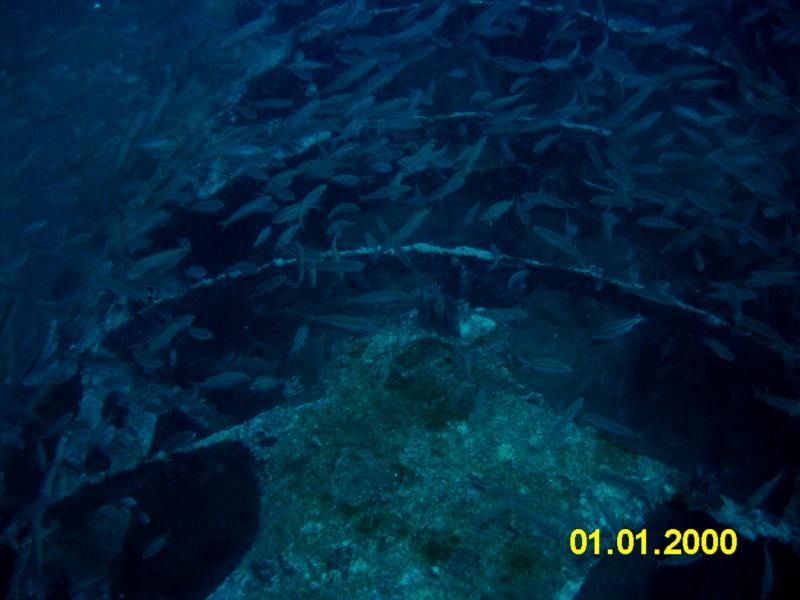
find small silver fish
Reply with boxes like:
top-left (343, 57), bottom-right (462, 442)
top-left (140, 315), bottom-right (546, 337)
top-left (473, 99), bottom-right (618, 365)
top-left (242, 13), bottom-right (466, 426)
top-left (130, 242), bottom-right (191, 279)
top-left (145, 314), bottom-right (195, 356)
top-left (289, 324), bottom-right (309, 356)
top-left (548, 397), bottom-right (585, 440)
top-left (315, 315), bottom-right (378, 332)
top-left (250, 375), bottom-right (284, 392)
top-left (253, 225), bottom-right (272, 249)
top-left (508, 270), bottom-right (529, 289)
top-left (591, 315), bottom-right (644, 340)
top-left (142, 532), bottom-right (170, 559)
top-left (522, 357), bottom-right (572, 374)
top-left (188, 327), bottom-right (214, 341)
top-left (462, 201), bottom-right (481, 226)
top-left (533, 226), bottom-right (584, 263)
top-left (581, 413), bottom-right (640, 437)
top-left (703, 337), bottom-right (734, 361)
top-left (480, 200), bottom-right (514, 223)
top-left (200, 371), bottom-right (250, 389)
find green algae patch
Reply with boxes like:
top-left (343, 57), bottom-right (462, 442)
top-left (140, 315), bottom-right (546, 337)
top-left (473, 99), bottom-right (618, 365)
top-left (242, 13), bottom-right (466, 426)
top-left (415, 529), bottom-right (462, 565)
top-left (211, 313), bottom-right (674, 600)
top-left (385, 337), bottom-right (476, 430)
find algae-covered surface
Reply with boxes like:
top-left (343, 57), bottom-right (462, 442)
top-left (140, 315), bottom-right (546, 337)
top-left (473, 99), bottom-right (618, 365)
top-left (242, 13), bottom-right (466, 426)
top-left (211, 310), bottom-right (673, 599)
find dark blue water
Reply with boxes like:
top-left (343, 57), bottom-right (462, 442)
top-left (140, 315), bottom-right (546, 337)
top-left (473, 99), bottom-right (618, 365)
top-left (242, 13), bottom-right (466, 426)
top-left (1, 1), bottom-right (799, 598)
